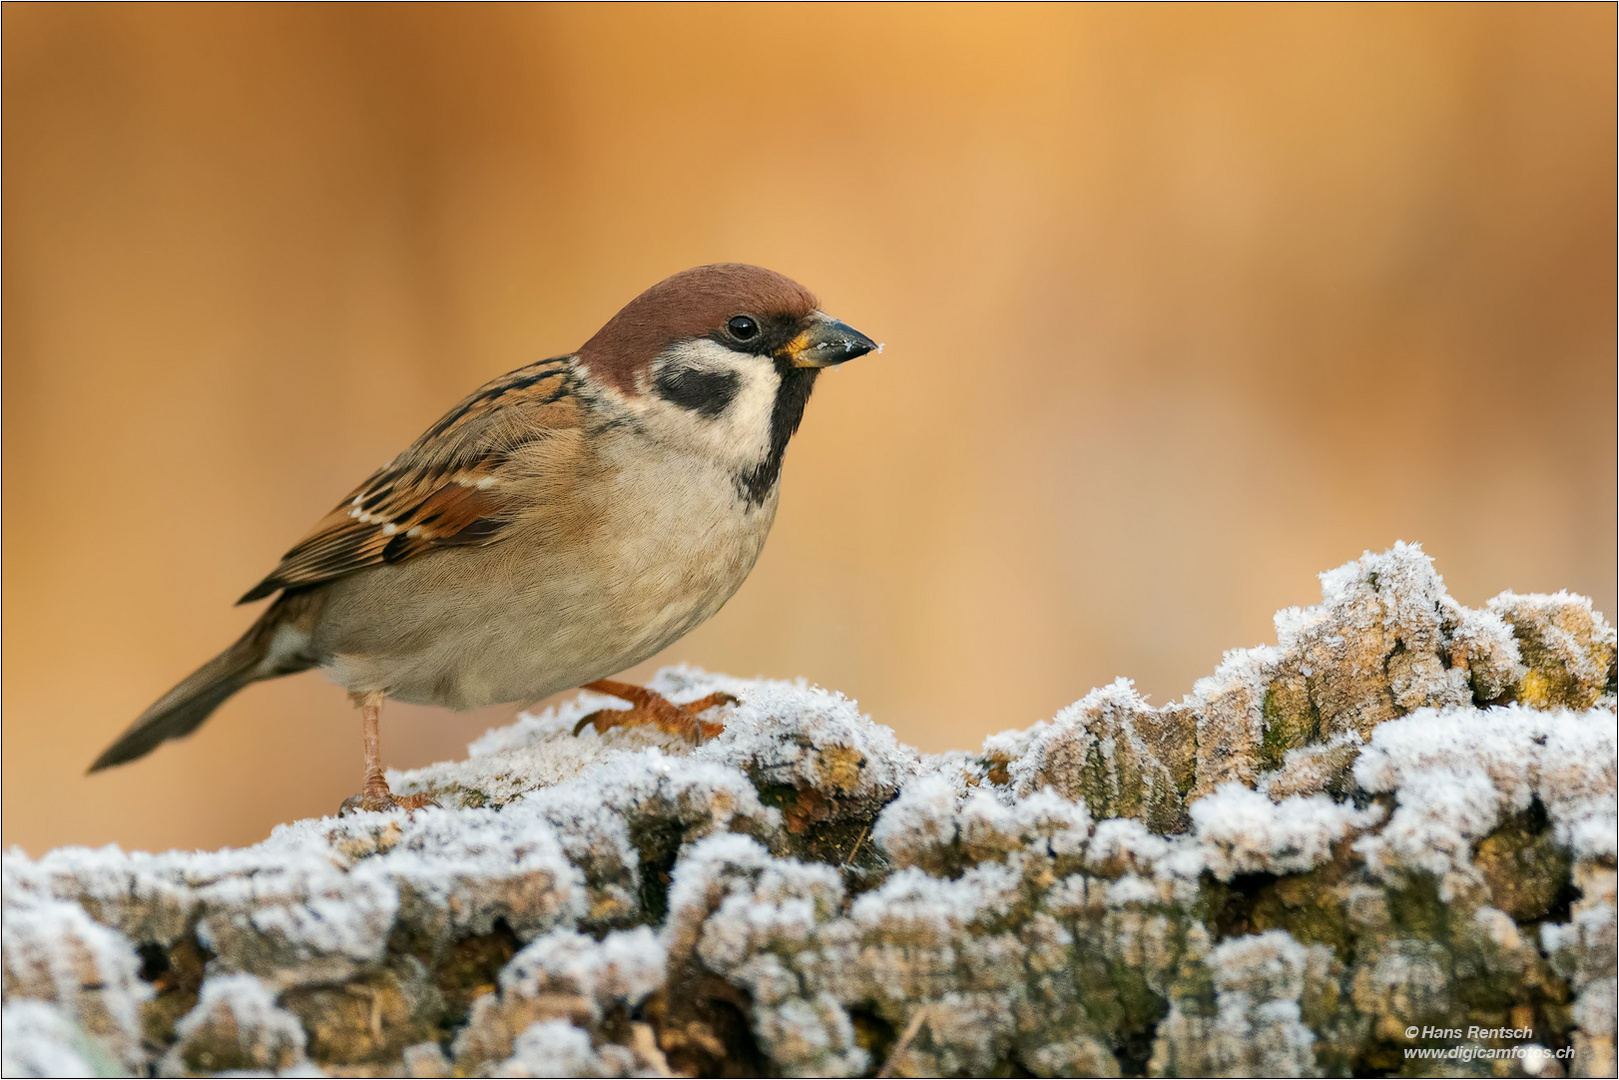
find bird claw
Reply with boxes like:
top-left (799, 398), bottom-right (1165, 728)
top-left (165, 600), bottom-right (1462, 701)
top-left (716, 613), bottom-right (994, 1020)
top-left (572, 689), bottom-right (738, 741)
top-left (338, 787), bottom-right (438, 817)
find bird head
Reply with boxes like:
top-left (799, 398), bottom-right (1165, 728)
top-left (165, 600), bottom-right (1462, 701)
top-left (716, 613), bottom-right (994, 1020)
top-left (576, 264), bottom-right (878, 502)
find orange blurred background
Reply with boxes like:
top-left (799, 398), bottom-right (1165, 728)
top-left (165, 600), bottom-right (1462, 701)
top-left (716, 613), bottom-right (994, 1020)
top-left (5, 4), bottom-right (1614, 854)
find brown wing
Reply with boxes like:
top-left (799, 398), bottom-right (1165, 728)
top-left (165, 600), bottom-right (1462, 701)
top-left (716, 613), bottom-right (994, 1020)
top-left (239, 356), bottom-right (581, 602)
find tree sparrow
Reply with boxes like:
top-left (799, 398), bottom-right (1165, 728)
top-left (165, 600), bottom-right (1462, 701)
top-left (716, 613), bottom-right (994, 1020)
top-left (89, 264), bottom-right (878, 812)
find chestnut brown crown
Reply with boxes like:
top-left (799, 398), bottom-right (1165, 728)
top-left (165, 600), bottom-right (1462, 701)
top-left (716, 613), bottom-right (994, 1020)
top-left (576, 264), bottom-right (821, 393)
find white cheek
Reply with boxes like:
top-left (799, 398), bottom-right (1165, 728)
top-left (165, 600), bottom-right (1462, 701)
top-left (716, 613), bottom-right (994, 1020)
top-left (717, 362), bottom-right (779, 461)
top-left (640, 340), bottom-right (778, 469)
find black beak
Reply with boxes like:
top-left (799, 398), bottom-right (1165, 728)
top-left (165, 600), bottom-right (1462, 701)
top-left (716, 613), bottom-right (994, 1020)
top-left (780, 312), bottom-right (880, 369)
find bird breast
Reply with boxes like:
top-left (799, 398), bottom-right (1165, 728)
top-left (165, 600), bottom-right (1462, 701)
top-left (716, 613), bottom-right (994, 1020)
top-left (585, 433), bottom-right (780, 658)
top-left (313, 432), bottom-right (778, 709)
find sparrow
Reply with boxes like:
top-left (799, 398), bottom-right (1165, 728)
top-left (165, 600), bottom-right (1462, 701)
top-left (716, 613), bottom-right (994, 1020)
top-left (89, 264), bottom-right (878, 812)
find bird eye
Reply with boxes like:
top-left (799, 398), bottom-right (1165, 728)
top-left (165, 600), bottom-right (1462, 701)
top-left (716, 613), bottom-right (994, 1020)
top-left (726, 315), bottom-right (759, 341)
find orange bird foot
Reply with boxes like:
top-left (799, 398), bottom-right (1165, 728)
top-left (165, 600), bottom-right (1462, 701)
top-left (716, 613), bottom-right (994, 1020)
top-left (339, 786), bottom-right (438, 816)
top-left (572, 679), bottom-right (738, 742)
top-left (338, 689), bottom-right (440, 816)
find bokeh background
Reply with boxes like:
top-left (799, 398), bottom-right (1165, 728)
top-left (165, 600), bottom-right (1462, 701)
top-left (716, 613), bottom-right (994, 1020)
top-left (5, 4), bottom-right (1613, 854)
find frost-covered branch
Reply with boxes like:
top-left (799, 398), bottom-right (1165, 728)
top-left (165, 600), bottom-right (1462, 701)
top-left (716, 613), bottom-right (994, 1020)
top-left (4, 544), bottom-right (1614, 1077)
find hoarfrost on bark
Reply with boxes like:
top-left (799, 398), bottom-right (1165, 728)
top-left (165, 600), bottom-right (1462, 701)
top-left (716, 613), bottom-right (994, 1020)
top-left (4, 544), bottom-right (1614, 1077)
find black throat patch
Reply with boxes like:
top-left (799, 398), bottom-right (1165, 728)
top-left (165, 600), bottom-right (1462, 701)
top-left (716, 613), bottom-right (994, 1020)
top-left (735, 362), bottom-right (819, 507)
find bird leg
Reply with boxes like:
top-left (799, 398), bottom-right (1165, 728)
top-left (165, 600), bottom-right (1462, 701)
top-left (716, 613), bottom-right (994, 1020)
top-left (572, 679), bottom-right (737, 741)
top-left (338, 690), bottom-right (437, 815)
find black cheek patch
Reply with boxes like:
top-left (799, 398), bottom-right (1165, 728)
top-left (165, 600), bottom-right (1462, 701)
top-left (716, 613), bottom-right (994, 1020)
top-left (653, 366), bottom-right (742, 419)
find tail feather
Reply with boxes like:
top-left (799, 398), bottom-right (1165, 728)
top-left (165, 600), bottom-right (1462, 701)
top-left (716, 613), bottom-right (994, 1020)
top-left (89, 593), bottom-right (320, 773)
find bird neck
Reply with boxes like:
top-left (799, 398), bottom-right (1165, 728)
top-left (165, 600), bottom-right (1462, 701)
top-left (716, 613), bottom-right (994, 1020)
top-left (734, 363), bottom-right (819, 507)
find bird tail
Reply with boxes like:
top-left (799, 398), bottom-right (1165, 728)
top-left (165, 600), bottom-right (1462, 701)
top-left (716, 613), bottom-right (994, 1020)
top-left (88, 592), bottom-right (320, 773)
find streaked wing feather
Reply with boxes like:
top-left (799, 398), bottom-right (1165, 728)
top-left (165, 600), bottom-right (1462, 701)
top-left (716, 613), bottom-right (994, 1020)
top-left (239, 357), bottom-right (578, 602)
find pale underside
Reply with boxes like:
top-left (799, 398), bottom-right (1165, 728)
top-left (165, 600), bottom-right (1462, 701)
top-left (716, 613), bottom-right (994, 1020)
top-left (258, 346), bottom-right (786, 709)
